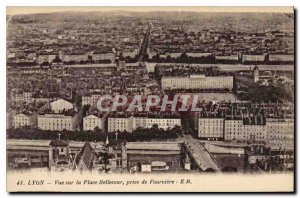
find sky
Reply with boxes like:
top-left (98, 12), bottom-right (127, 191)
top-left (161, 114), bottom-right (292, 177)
top-left (6, 6), bottom-right (294, 15)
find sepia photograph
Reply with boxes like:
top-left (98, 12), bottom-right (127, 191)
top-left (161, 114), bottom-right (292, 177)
top-left (5, 5), bottom-right (295, 192)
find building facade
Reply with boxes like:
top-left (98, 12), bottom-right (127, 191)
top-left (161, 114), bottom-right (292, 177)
top-left (198, 118), bottom-right (224, 140)
top-left (224, 119), bottom-right (266, 142)
top-left (13, 113), bottom-right (36, 128)
top-left (82, 94), bottom-right (101, 106)
top-left (83, 115), bottom-right (102, 131)
top-left (198, 117), bottom-right (294, 150)
top-left (265, 118), bottom-right (294, 149)
top-left (146, 118), bottom-right (181, 130)
top-left (107, 116), bottom-right (181, 132)
top-left (132, 117), bottom-right (147, 130)
top-left (107, 117), bottom-right (133, 133)
top-left (37, 113), bottom-right (78, 131)
top-left (161, 75), bottom-right (233, 90)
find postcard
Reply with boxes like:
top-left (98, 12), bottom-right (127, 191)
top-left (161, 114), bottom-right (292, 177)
top-left (6, 6), bottom-right (295, 192)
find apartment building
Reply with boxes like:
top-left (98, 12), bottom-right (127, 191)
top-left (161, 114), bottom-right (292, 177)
top-left (224, 119), bottom-right (266, 142)
top-left (23, 92), bottom-right (33, 103)
top-left (13, 113), bottom-right (36, 128)
top-left (14, 93), bottom-right (23, 103)
top-left (198, 118), bottom-right (224, 140)
top-left (82, 94), bottom-right (101, 106)
top-left (265, 118), bottom-right (294, 149)
top-left (37, 113), bottom-right (78, 131)
top-left (146, 118), bottom-right (181, 130)
top-left (107, 116), bottom-right (181, 132)
top-left (13, 92), bottom-right (33, 103)
top-left (107, 117), bottom-right (133, 133)
top-left (83, 114), bottom-right (102, 131)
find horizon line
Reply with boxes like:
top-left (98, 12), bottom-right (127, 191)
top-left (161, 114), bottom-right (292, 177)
top-left (7, 6), bottom-right (294, 16)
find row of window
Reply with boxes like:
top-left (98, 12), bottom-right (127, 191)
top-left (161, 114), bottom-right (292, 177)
top-left (15, 118), bottom-right (29, 121)
top-left (39, 126), bottom-right (73, 130)
top-left (38, 123), bottom-right (71, 126)
top-left (38, 120), bottom-right (73, 124)
top-left (83, 119), bottom-right (100, 123)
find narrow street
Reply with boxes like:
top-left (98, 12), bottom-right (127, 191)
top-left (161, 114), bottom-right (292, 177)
top-left (138, 24), bottom-right (151, 62)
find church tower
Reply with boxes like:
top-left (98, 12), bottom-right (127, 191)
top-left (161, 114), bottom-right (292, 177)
top-left (48, 134), bottom-right (70, 171)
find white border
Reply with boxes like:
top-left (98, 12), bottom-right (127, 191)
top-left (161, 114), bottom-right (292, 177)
top-left (1, 0), bottom-right (298, 197)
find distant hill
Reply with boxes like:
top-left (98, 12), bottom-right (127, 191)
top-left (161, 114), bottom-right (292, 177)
top-left (7, 11), bottom-right (293, 32)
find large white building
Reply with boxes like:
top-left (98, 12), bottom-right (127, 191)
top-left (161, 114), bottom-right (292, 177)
top-left (146, 118), bottom-right (181, 130)
top-left (13, 113), bottom-right (36, 128)
top-left (107, 116), bottom-right (181, 132)
top-left (107, 117), bottom-right (133, 133)
top-left (37, 99), bottom-right (78, 131)
top-left (37, 113), bottom-right (78, 131)
top-left (83, 115), bottom-right (102, 131)
top-left (161, 75), bottom-right (233, 90)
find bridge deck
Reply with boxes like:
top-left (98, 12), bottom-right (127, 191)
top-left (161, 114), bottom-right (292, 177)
top-left (182, 136), bottom-right (221, 172)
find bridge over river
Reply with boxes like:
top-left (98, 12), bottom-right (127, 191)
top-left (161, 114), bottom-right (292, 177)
top-left (180, 135), bottom-right (221, 172)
